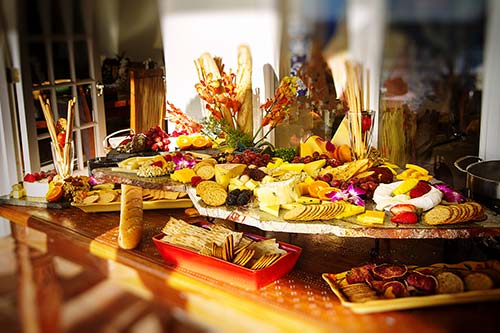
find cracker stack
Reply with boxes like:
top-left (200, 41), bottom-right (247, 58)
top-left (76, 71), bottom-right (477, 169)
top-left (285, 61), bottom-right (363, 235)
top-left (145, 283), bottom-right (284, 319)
top-left (423, 202), bottom-right (485, 225)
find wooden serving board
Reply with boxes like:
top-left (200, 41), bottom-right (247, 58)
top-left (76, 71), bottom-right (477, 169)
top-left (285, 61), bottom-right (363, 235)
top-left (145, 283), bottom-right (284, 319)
top-left (0, 195), bottom-right (70, 209)
top-left (71, 198), bottom-right (192, 213)
top-left (322, 261), bottom-right (500, 314)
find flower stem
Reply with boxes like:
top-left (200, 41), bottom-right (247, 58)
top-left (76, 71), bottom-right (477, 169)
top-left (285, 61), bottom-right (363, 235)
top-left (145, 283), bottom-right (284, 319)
top-left (253, 126), bottom-right (275, 146)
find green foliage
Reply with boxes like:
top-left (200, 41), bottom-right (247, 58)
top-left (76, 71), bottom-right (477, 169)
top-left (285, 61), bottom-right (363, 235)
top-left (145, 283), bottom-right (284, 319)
top-left (273, 147), bottom-right (298, 162)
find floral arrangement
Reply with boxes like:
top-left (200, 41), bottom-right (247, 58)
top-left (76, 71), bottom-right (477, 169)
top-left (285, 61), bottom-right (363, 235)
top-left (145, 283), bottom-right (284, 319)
top-left (255, 76), bottom-right (298, 144)
top-left (165, 101), bottom-right (203, 135)
top-left (195, 71), bottom-right (298, 148)
top-left (195, 71), bottom-right (241, 130)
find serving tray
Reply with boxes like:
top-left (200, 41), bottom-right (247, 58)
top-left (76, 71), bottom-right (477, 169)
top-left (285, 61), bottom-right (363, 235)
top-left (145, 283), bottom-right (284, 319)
top-left (0, 195), bottom-right (70, 209)
top-left (322, 261), bottom-right (500, 314)
top-left (71, 198), bottom-right (192, 213)
top-left (187, 187), bottom-right (500, 239)
top-left (153, 222), bottom-right (302, 290)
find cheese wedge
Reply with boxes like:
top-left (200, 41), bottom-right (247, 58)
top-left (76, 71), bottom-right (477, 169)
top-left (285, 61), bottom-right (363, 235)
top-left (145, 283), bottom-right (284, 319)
top-left (214, 163), bottom-right (247, 189)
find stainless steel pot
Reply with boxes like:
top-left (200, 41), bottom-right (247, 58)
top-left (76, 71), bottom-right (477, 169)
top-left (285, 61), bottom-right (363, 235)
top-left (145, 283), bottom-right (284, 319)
top-left (454, 156), bottom-right (500, 212)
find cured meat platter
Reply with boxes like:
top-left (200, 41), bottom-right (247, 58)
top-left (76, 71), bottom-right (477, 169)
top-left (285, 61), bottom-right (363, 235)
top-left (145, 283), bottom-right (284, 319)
top-left (323, 260), bottom-right (500, 313)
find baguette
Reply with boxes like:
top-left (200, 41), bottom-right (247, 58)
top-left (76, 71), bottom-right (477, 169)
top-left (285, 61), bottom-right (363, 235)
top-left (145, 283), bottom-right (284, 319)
top-left (118, 185), bottom-right (143, 249)
top-left (195, 52), bottom-right (234, 129)
top-left (236, 45), bottom-right (253, 136)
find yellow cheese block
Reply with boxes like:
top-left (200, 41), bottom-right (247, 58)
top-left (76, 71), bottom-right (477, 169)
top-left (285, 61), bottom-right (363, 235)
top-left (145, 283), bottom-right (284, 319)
top-left (296, 196), bottom-right (321, 204)
top-left (336, 203), bottom-right (365, 218)
top-left (303, 159), bottom-right (326, 177)
top-left (300, 135), bottom-right (325, 158)
top-left (331, 116), bottom-right (350, 147)
top-left (280, 162), bottom-right (305, 172)
top-left (392, 178), bottom-right (419, 195)
top-left (259, 204), bottom-right (280, 217)
top-left (214, 163), bottom-right (247, 189)
top-left (357, 210), bottom-right (386, 225)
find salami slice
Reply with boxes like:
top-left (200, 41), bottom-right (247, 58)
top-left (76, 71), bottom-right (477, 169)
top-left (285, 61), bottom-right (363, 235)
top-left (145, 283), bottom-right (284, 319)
top-left (372, 263), bottom-right (408, 280)
top-left (405, 271), bottom-right (438, 294)
top-left (346, 264), bottom-right (374, 284)
top-left (367, 279), bottom-right (386, 293)
top-left (383, 281), bottom-right (408, 299)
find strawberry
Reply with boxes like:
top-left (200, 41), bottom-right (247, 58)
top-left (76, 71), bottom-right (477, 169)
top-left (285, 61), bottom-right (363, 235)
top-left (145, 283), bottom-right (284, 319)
top-left (409, 188), bottom-right (425, 198)
top-left (191, 176), bottom-right (203, 187)
top-left (389, 204), bottom-right (416, 216)
top-left (409, 181), bottom-right (432, 198)
top-left (150, 161), bottom-right (164, 168)
top-left (391, 212), bottom-right (418, 224)
top-left (362, 115), bottom-right (372, 132)
top-left (23, 173), bottom-right (36, 183)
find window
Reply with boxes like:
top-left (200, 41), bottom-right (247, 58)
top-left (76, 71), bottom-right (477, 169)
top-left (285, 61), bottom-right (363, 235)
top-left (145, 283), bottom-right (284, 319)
top-left (18, 0), bottom-right (106, 173)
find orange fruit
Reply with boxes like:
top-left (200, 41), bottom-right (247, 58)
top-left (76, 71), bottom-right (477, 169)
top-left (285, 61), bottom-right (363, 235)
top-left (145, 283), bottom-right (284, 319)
top-left (176, 135), bottom-right (193, 150)
top-left (298, 182), bottom-right (310, 196)
top-left (46, 185), bottom-right (63, 202)
top-left (336, 144), bottom-right (353, 163)
top-left (316, 187), bottom-right (340, 200)
top-left (191, 135), bottom-right (211, 149)
top-left (307, 180), bottom-right (331, 198)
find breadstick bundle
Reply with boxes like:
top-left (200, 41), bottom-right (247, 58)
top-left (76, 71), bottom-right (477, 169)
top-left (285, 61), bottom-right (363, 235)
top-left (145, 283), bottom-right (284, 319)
top-left (344, 60), bottom-right (372, 160)
top-left (38, 95), bottom-right (76, 177)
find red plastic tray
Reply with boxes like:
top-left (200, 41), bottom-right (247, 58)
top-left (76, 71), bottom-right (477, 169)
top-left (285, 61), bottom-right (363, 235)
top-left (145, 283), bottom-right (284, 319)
top-left (152, 224), bottom-right (302, 290)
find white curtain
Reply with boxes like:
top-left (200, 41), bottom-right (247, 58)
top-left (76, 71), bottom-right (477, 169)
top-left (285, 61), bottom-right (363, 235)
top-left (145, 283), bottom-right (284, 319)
top-left (479, 0), bottom-right (500, 160)
top-left (346, 0), bottom-right (386, 148)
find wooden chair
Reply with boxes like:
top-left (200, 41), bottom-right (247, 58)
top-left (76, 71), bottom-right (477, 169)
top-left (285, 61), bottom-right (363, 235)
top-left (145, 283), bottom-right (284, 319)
top-left (129, 68), bottom-right (166, 133)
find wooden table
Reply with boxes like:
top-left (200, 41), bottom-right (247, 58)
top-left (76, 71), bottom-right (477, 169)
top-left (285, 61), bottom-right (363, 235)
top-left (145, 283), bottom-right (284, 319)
top-left (2, 203), bottom-right (500, 333)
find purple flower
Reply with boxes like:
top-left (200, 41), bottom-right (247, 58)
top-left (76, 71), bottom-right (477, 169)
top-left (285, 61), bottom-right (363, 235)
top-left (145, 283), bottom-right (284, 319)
top-left (172, 155), bottom-right (195, 170)
top-left (327, 184), bottom-right (366, 206)
top-left (434, 183), bottom-right (466, 203)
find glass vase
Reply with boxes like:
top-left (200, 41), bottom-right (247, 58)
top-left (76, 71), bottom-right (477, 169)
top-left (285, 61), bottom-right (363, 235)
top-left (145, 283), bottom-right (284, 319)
top-left (50, 141), bottom-right (74, 178)
top-left (347, 110), bottom-right (376, 160)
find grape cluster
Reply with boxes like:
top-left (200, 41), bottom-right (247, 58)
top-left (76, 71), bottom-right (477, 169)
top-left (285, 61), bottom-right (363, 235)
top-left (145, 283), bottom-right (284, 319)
top-left (242, 167), bottom-right (267, 181)
top-left (145, 126), bottom-right (171, 151)
top-left (292, 152), bottom-right (342, 168)
top-left (324, 176), bottom-right (379, 199)
top-left (226, 189), bottom-right (252, 206)
top-left (226, 149), bottom-right (271, 167)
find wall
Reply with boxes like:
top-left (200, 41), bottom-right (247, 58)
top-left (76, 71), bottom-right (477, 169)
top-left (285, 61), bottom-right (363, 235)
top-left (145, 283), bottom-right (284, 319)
top-left (96, 0), bottom-right (163, 64)
top-left (158, 0), bottom-right (281, 127)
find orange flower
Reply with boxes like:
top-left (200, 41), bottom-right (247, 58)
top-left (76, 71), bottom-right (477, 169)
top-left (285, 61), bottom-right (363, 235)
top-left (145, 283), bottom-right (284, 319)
top-left (195, 70), bottom-right (240, 127)
top-left (165, 102), bottom-right (203, 134)
top-left (252, 76), bottom-right (298, 146)
top-left (259, 76), bottom-right (298, 129)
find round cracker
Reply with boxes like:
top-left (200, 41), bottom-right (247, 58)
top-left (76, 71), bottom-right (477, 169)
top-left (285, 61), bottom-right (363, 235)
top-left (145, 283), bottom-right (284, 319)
top-left (283, 205), bottom-right (307, 220)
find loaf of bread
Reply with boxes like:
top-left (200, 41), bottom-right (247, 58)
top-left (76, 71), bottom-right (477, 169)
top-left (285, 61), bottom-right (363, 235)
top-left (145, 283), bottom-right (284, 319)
top-left (235, 45), bottom-right (253, 136)
top-left (118, 184), bottom-right (143, 249)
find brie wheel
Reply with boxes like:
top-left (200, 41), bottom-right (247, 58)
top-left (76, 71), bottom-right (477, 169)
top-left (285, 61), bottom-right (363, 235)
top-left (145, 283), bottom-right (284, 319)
top-left (373, 181), bottom-right (443, 211)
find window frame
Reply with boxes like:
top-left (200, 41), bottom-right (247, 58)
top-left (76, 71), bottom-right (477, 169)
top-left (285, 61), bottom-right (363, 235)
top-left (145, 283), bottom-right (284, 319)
top-left (17, 0), bottom-right (106, 174)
